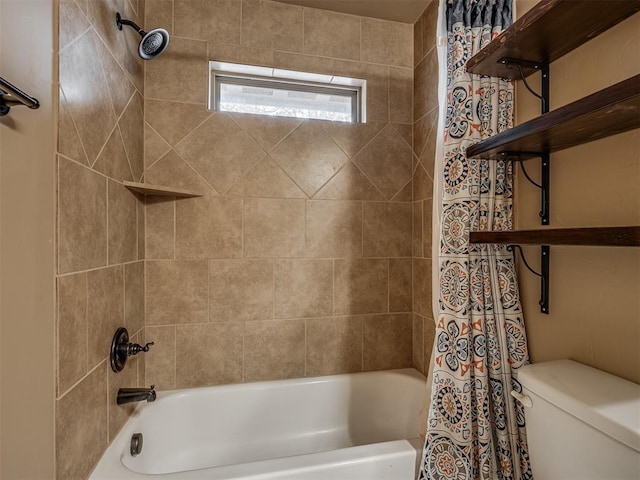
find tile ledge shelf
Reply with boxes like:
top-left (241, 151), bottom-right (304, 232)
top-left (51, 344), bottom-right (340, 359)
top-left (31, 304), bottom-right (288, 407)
top-left (123, 181), bottom-right (202, 198)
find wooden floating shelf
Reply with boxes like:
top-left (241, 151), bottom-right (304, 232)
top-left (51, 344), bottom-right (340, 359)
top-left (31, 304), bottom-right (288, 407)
top-left (466, 0), bottom-right (640, 79)
top-left (470, 226), bottom-right (640, 247)
top-left (123, 181), bottom-right (202, 198)
top-left (466, 74), bottom-right (640, 159)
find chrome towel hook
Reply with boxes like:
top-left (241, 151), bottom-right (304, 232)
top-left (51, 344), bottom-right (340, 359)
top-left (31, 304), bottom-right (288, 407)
top-left (0, 75), bottom-right (40, 116)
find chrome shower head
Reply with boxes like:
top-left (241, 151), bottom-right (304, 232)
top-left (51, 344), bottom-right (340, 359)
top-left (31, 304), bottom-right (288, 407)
top-left (116, 12), bottom-right (169, 60)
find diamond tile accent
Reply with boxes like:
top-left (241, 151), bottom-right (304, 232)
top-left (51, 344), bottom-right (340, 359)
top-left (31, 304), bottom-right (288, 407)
top-left (231, 113), bottom-right (301, 153)
top-left (146, 150), bottom-right (215, 194)
top-left (145, 124), bottom-right (172, 168)
top-left (270, 122), bottom-right (348, 197)
top-left (227, 159), bottom-right (306, 199)
top-left (313, 162), bottom-right (383, 201)
top-left (321, 121), bottom-right (385, 158)
top-left (119, 94), bottom-right (144, 181)
top-left (353, 124), bottom-right (412, 200)
top-left (59, 30), bottom-right (116, 164)
top-left (175, 114), bottom-right (266, 194)
top-left (93, 127), bottom-right (133, 182)
top-left (145, 99), bottom-right (211, 146)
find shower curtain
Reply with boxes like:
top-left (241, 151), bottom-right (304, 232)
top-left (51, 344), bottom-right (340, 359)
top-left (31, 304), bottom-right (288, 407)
top-left (419, 1), bottom-right (532, 479)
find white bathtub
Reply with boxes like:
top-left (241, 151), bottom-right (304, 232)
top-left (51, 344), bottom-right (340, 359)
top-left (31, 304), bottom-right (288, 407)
top-left (90, 368), bottom-right (427, 480)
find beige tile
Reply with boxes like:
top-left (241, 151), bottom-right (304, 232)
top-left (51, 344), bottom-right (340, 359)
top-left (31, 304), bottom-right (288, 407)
top-left (363, 313), bottom-right (412, 370)
top-left (209, 260), bottom-right (274, 321)
top-left (208, 42), bottom-right (274, 67)
top-left (270, 122), bottom-right (349, 197)
top-left (107, 356), bottom-right (138, 441)
top-left (145, 124), bottom-right (172, 168)
top-left (274, 259), bottom-right (333, 318)
top-left (419, 132), bottom-right (437, 179)
top-left (242, 0), bottom-right (303, 53)
top-left (306, 316), bottom-right (362, 376)
top-left (94, 36), bottom-right (136, 119)
top-left (244, 319), bottom-right (305, 381)
top-left (421, 0), bottom-right (439, 58)
top-left (392, 180), bottom-right (413, 202)
top-left (145, 99), bottom-right (211, 146)
top-left (412, 314), bottom-right (425, 374)
top-left (227, 159), bottom-right (306, 199)
top-left (392, 122), bottom-right (413, 149)
top-left (231, 113), bottom-right (301, 153)
top-left (144, 325), bottom-right (176, 389)
top-left (57, 273), bottom-right (87, 394)
top-left (314, 162), bottom-right (383, 201)
top-left (146, 260), bottom-right (209, 324)
top-left (413, 103), bottom-right (438, 159)
top-left (303, 9), bottom-right (360, 61)
top-left (146, 37), bottom-right (208, 103)
top-left (93, 127), bottom-right (134, 182)
top-left (243, 198), bottom-right (305, 258)
top-left (59, 30), bottom-right (116, 164)
top-left (361, 18), bottom-right (412, 67)
top-left (137, 196), bottom-right (145, 260)
top-left (59, 0), bottom-right (91, 51)
top-left (423, 199), bottom-right (433, 258)
top-left (321, 121), bottom-right (385, 158)
top-left (175, 114), bottom-right (266, 194)
top-left (145, 197), bottom-right (175, 259)
top-left (334, 259), bottom-right (388, 315)
top-left (108, 180), bottom-right (138, 264)
top-left (174, 0), bottom-right (241, 44)
top-left (389, 67), bottom-right (413, 124)
top-left (87, 266), bottom-right (124, 369)
top-left (146, 150), bottom-right (213, 193)
top-left (413, 258), bottom-right (432, 318)
top-left (389, 258), bottom-right (412, 312)
top-left (175, 196), bottom-right (243, 258)
top-left (353, 124), bottom-right (412, 200)
top-left (305, 200), bottom-right (362, 258)
top-left (413, 14), bottom-right (423, 67)
top-left (414, 47), bottom-right (438, 121)
top-left (413, 162), bottom-right (433, 201)
top-left (119, 94), bottom-right (144, 181)
top-left (125, 261), bottom-right (145, 334)
top-left (362, 202), bottom-right (412, 257)
top-left (424, 314), bottom-right (436, 368)
top-left (58, 90), bottom-right (88, 165)
top-left (145, 0), bottom-right (173, 33)
top-left (176, 322), bottom-right (243, 387)
top-left (56, 362), bottom-right (107, 480)
top-left (413, 201), bottom-right (423, 257)
top-left (58, 157), bottom-right (107, 274)
top-left (88, 0), bottom-right (144, 91)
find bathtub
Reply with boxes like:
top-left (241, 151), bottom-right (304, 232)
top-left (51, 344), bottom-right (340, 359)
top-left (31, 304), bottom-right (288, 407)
top-left (90, 368), bottom-right (427, 480)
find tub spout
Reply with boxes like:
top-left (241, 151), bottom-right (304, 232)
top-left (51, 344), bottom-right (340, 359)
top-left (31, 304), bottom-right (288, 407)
top-left (117, 385), bottom-right (156, 405)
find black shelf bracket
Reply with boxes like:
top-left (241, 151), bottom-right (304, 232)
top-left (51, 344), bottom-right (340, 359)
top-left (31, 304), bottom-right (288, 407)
top-left (500, 151), bottom-right (550, 226)
top-left (508, 244), bottom-right (550, 314)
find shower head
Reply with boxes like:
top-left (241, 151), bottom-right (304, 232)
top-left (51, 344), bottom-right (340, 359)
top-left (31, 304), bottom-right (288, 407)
top-left (116, 12), bottom-right (169, 60)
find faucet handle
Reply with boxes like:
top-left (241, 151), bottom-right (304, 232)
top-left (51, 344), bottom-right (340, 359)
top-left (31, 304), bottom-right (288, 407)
top-left (128, 341), bottom-right (154, 355)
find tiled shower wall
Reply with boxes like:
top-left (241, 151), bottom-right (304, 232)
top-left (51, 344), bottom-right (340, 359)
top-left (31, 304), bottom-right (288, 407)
top-left (412, 0), bottom-right (438, 375)
top-left (142, 0), bottom-right (417, 388)
top-left (56, 1), bottom-right (146, 479)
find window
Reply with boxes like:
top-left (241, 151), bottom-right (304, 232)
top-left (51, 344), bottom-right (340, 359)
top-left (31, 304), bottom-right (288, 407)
top-left (209, 61), bottom-right (366, 123)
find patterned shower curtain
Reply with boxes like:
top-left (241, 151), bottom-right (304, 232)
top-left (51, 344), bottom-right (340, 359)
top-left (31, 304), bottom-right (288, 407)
top-left (419, 1), bottom-right (532, 479)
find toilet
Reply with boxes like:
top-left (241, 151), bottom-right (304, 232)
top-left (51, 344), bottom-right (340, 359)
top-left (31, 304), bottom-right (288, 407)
top-left (515, 359), bottom-right (640, 480)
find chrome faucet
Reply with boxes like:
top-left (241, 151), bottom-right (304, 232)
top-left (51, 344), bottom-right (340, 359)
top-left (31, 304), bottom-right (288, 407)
top-left (117, 385), bottom-right (156, 405)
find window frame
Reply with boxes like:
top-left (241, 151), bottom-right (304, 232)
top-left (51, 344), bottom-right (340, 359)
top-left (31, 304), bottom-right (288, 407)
top-left (209, 61), bottom-right (366, 123)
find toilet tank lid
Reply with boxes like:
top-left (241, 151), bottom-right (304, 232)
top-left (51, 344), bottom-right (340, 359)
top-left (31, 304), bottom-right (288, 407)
top-left (518, 360), bottom-right (640, 453)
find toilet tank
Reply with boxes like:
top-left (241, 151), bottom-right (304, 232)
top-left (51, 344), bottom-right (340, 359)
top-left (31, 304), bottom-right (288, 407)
top-left (516, 360), bottom-right (640, 480)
